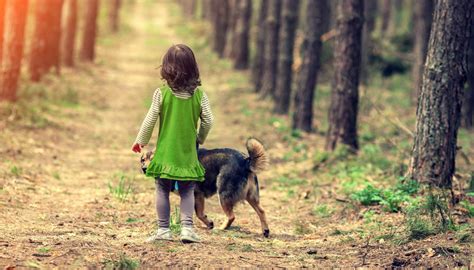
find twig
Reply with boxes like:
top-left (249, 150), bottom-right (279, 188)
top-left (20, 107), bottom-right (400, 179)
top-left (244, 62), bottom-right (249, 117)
top-left (360, 237), bottom-right (371, 266)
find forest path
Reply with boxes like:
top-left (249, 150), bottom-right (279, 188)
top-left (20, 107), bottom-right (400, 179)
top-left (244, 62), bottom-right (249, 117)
top-left (1, 1), bottom-right (400, 268)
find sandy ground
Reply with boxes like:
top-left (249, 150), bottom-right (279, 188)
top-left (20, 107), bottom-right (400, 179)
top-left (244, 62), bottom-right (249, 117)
top-left (0, 1), bottom-right (472, 268)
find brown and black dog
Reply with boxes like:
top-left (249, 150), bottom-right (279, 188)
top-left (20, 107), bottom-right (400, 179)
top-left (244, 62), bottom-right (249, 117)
top-left (141, 138), bottom-right (270, 237)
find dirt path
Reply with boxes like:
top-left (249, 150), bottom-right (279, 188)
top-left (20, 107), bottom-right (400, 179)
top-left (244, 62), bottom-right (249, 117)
top-left (1, 1), bottom-right (471, 269)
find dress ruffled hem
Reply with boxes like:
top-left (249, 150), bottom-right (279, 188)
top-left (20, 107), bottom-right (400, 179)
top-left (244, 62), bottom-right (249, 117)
top-left (145, 162), bottom-right (205, 181)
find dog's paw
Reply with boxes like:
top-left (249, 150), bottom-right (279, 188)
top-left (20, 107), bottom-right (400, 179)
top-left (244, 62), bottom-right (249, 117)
top-left (263, 229), bottom-right (270, 238)
top-left (207, 221), bottom-right (214, 230)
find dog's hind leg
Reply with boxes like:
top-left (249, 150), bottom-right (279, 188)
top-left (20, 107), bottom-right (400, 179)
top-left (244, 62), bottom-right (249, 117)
top-left (246, 194), bottom-right (270, 238)
top-left (194, 193), bottom-right (214, 229)
top-left (218, 197), bottom-right (235, 230)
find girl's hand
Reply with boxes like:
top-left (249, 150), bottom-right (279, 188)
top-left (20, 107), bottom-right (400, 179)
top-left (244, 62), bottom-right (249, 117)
top-left (132, 143), bottom-right (144, 153)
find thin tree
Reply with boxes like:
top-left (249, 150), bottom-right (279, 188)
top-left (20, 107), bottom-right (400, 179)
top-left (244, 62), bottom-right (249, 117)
top-left (380, 0), bottom-right (391, 36)
top-left (292, 0), bottom-right (326, 131)
top-left (80, 0), bottom-right (99, 61)
top-left (360, 0), bottom-right (377, 84)
top-left (0, 0), bottom-right (29, 101)
top-left (326, 0), bottom-right (364, 151)
top-left (260, 0), bottom-right (282, 97)
top-left (411, 0), bottom-right (433, 100)
top-left (62, 0), bottom-right (78, 67)
top-left (109, 0), bottom-right (121, 32)
top-left (233, 0), bottom-right (252, 70)
top-left (274, 0), bottom-right (300, 114)
top-left (408, 0), bottom-right (473, 187)
top-left (0, 0), bottom-right (6, 65)
top-left (225, 0), bottom-right (238, 59)
top-left (211, 0), bottom-right (229, 57)
top-left (463, 24), bottom-right (474, 129)
top-left (29, 0), bottom-right (64, 81)
top-left (251, 0), bottom-right (268, 92)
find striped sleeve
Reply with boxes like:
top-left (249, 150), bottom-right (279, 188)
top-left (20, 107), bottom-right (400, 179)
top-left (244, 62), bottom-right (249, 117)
top-left (134, 89), bottom-right (162, 145)
top-left (197, 91), bottom-right (214, 144)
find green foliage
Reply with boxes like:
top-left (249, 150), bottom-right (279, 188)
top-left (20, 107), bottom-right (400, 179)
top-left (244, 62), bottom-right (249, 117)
top-left (460, 200), bottom-right (474, 218)
top-left (350, 179), bottom-right (419, 212)
top-left (103, 254), bottom-right (139, 270)
top-left (312, 204), bottom-right (333, 218)
top-left (294, 222), bottom-right (311, 235)
top-left (170, 206), bottom-right (181, 234)
top-left (404, 191), bottom-right (455, 240)
top-left (10, 165), bottom-right (22, 177)
top-left (37, 247), bottom-right (51, 253)
top-left (108, 174), bottom-right (133, 202)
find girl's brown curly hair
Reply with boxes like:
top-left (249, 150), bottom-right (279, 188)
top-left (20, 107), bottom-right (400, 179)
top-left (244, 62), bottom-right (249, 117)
top-left (160, 44), bottom-right (201, 94)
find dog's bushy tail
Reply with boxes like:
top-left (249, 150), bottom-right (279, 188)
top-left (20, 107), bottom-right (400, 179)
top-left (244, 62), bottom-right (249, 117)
top-left (246, 138), bottom-right (268, 173)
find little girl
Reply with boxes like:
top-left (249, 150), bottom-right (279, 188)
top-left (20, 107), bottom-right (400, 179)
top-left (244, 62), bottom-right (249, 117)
top-left (132, 44), bottom-right (213, 243)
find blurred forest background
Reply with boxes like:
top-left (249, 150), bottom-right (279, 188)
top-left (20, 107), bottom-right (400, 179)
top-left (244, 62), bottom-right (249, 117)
top-left (0, 0), bottom-right (473, 268)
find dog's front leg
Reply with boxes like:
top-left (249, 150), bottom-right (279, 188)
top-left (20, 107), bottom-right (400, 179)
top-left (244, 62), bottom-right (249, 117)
top-left (194, 193), bottom-right (214, 229)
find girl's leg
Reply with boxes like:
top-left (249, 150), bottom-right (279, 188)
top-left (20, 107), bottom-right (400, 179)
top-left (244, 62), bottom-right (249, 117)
top-left (155, 178), bottom-right (172, 228)
top-left (177, 181), bottom-right (195, 228)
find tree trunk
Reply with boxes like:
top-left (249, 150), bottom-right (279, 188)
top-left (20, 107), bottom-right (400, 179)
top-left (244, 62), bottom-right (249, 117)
top-left (274, 0), bottom-right (300, 114)
top-left (80, 0), bottom-right (99, 62)
top-left (360, 0), bottom-right (377, 84)
top-left (408, 0), bottom-right (473, 188)
top-left (233, 0), bottom-right (252, 70)
top-left (62, 0), bottom-right (78, 67)
top-left (201, 0), bottom-right (212, 21)
top-left (0, 0), bottom-right (29, 102)
top-left (251, 0), bottom-right (268, 92)
top-left (0, 0), bottom-right (6, 65)
top-left (109, 0), bottom-right (121, 32)
top-left (463, 19), bottom-right (474, 129)
top-left (380, 0), bottom-right (391, 36)
top-left (225, 0), bottom-right (239, 59)
top-left (260, 0), bottom-right (282, 98)
top-left (326, 0), bottom-right (364, 151)
top-left (212, 0), bottom-right (229, 57)
top-left (29, 0), bottom-right (64, 81)
top-left (411, 0), bottom-right (433, 101)
top-left (292, 0), bottom-right (326, 130)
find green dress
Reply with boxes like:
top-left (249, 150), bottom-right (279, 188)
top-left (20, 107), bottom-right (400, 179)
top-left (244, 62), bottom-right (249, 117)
top-left (145, 86), bottom-right (205, 181)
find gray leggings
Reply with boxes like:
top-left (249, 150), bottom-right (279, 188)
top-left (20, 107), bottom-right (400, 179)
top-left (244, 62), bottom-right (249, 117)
top-left (155, 179), bottom-right (195, 229)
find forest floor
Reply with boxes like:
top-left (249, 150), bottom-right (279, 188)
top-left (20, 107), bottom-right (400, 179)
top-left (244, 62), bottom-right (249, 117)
top-left (0, 1), bottom-right (472, 268)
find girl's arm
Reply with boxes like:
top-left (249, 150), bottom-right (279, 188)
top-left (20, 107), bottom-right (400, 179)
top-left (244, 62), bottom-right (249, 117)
top-left (132, 89), bottom-right (162, 152)
top-left (197, 92), bottom-right (214, 144)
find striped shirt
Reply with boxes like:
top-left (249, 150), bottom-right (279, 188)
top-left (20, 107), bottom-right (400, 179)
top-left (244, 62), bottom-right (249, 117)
top-left (134, 88), bottom-right (214, 146)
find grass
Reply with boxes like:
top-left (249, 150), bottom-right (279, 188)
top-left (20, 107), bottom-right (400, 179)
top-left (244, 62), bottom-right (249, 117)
top-left (312, 204), bottom-right (333, 218)
top-left (108, 174), bottom-right (134, 202)
top-left (103, 254), bottom-right (139, 270)
top-left (170, 206), bottom-right (181, 234)
top-left (10, 165), bottom-right (22, 177)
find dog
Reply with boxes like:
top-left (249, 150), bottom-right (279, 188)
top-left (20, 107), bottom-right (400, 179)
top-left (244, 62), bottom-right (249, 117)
top-left (141, 138), bottom-right (270, 237)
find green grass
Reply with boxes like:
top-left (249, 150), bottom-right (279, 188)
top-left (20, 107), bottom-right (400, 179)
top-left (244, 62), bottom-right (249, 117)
top-left (312, 204), bottom-right (333, 218)
top-left (37, 247), bottom-right (51, 253)
top-left (103, 254), bottom-right (139, 270)
top-left (108, 174), bottom-right (134, 202)
top-left (10, 165), bottom-right (22, 177)
top-left (170, 206), bottom-right (181, 234)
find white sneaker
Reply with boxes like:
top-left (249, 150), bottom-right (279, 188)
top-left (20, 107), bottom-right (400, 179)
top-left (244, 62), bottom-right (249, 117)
top-left (180, 227), bottom-right (200, 243)
top-left (146, 228), bottom-right (173, 242)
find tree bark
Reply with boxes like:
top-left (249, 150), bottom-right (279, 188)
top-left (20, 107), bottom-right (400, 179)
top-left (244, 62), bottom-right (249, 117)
top-left (251, 0), bottom-right (268, 92)
top-left (226, 0), bottom-right (239, 59)
top-left (212, 0), bottom-right (229, 57)
top-left (274, 0), bottom-right (300, 114)
top-left (80, 0), bottom-right (99, 62)
top-left (0, 0), bottom-right (29, 102)
top-left (380, 0), bottom-right (391, 36)
top-left (233, 0), bottom-right (252, 70)
top-left (326, 0), bottom-right (364, 151)
top-left (463, 18), bottom-right (474, 129)
top-left (411, 0), bottom-right (433, 101)
top-left (360, 0), bottom-right (377, 84)
top-left (292, 0), bottom-right (326, 130)
top-left (0, 0), bottom-right (6, 65)
top-left (62, 0), bottom-right (78, 67)
top-left (109, 0), bottom-right (121, 32)
top-left (29, 0), bottom-right (64, 81)
top-left (260, 0), bottom-right (282, 98)
top-left (408, 0), bottom-right (473, 188)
